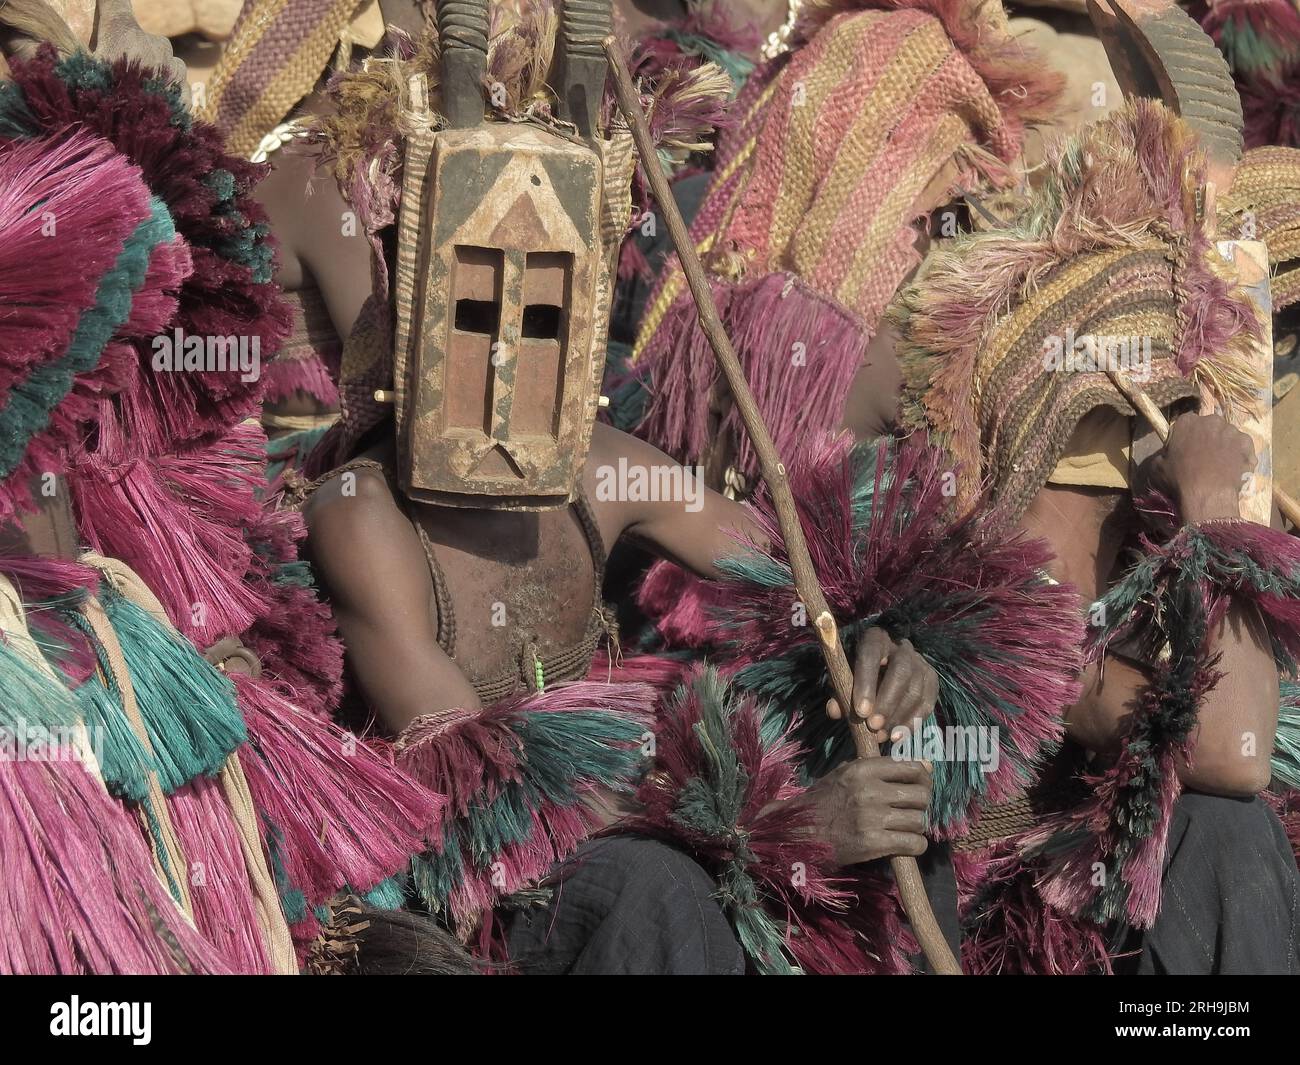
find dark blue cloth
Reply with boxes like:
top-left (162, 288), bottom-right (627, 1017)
top-left (506, 834), bottom-right (961, 975)
top-left (1122, 792), bottom-right (1300, 974)
top-left (506, 836), bottom-right (746, 974)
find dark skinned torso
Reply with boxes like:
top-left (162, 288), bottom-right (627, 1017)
top-left (305, 422), bottom-right (754, 729)
top-left (356, 438), bottom-right (601, 685)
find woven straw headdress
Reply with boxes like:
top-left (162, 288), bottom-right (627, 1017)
top-left (895, 100), bottom-right (1264, 522)
top-left (201, 0), bottom-right (407, 159)
top-left (629, 0), bottom-right (1063, 487)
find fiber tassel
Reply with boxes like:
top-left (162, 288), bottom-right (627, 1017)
top-left (585, 647), bottom-right (693, 693)
top-left (706, 435), bottom-right (1083, 835)
top-left (0, 557), bottom-right (99, 682)
top-left (0, 47), bottom-right (291, 455)
top-left (240, 509), bottom-right (344, 720)
top-left (412, 801), bottom-right (603, 934)
top-left (1273, 681), bottom-right (1300, 790)
top-left (96, 593), bottom-right (248, 793)
top-left (0, 131), bottom-right (153, 524)
top-left (70, 662), bottom-right (154, 803)
top-left (0, 134), bottom-right (143, 382)
top-left (616, 667), bottom-right (914, 974)
top-left (69, 421), bottom-right (270, 648)
top-left (1200, 0), bottom-right (1300, 84)
top-left (167, 776), bottom-right (276, 973)
top-left (398, 682), bottom-right (654, 933)
top-left (1028, 578), bottom-right (1215, 927)
top-left (636, 559), bottom-right (728, 648)
top-left (262, 354), bottom-right (340, 407)
top-left (233, 674), bottom-right (442, 914)
top-left (0, 618), bottom-right (82, 732)
top-left (240, 579), bottom-right (344, 720)
top-left (637, 273), bottom-right (869, 484)
top-left (1026, 517), bottom-right (1300, 927)
top-left (1262, 788), bottom-right (1300, 868)
top-left (955, 847), bottom-right (1117, 975)
top-left (0, 754), bottom-right (230, 975)
top-left (0, 147), bottom-right (174, 522)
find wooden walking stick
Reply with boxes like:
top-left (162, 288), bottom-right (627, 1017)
top-left (1087, 0), bottom-right (1300, 529)
top-left (1108, 370), bottom-right (1300, 526)
top-left (603, 37), bottom-right (962, 975)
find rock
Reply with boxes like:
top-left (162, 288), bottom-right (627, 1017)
top-left (1009, 12), bottom-right (1122, 175)
top-left (46, 0), bottom-right (96, 44)
top-left (132, 0), bottom-right (242, 40)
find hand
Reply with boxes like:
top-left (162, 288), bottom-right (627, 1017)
top-left (826, 626), bottom-right (939, 745)
top-left (802, 757), bottom-right (932, 866)
top-left (1139, 412), bottom-right (1252, 523)
top-left (92, 0), bottom-right (188, 102)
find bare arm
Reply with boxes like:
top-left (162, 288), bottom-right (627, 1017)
top-left (1022, 413), bottom-right (1279, 797)
top-left (1067, 607), bottom-right (1277, 795)
top-left (254, 147), bottom-right (372, 341)
top-left (304, 468), bottom-right (480, 734)
top-left (585, 421), bottom-right (763, 578)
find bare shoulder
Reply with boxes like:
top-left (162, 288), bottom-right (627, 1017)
top-left (303, 464), bottom-right (398, 525)
top-left (584, 421), bottom-right (683, 479)
top-left (581, 422), bottom-right (684, 540)
top-left (585, 420), bottom-right (624, 469)
top-left (303, 466), bottom-right (421, 601)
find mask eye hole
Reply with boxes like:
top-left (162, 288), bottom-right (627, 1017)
top-left (522, 304), bottom-right (561, 339)
top-left (454, 298), bottom-right (500, 334)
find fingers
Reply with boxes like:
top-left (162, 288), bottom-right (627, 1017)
top-left (843, 820), bottom-right (928, 863)
top-left (170, 56), bottom-right (191, 104)
top-left (885, 780), bottom-right (931, 809)
top-left (822, 759), bottom-right (933, 865)
top-left (866, 766), bottom-right (931, 813)
top-left (838, 757), bottom-right (932, 807)
top-left (92, 0), bottom-right (185, 88)
top-left (880, 806), bottom-right (928, 833)
top-left (93, 0), bottom-right (139, 42)
top-left (872, 638), bottom-right (938, 742)
top-left (94, 0), bottom-right (136, 18)
top-left (830, 626), bottom-right (893, 724)
top-left (881, 831), bottom-right (928, 857)
top-left (839, 828), bottom-right (927, 864)
top-left (853, 757), bottom-right (931, 787)
top-left (1169, 412), bottom-right (1253, 458)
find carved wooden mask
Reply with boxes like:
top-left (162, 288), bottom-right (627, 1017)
top-left (393, 123), bottom-right (606, 509)
top-left (390, 0), bottom-right (613, 510)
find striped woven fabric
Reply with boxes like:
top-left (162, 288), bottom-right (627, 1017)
top-left (922, 246), bottom-right (1203, 521)
top-left (630, 0), bottom-right (1061, 485)
top-left (896, 100), bottom-right (1265, 523)
top-left (1221, 145), bottom-right (1300, 312)
top-left (202, 0), bottom-right (365, 159)
top-left (262, 284), bottom-right (343, 407)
